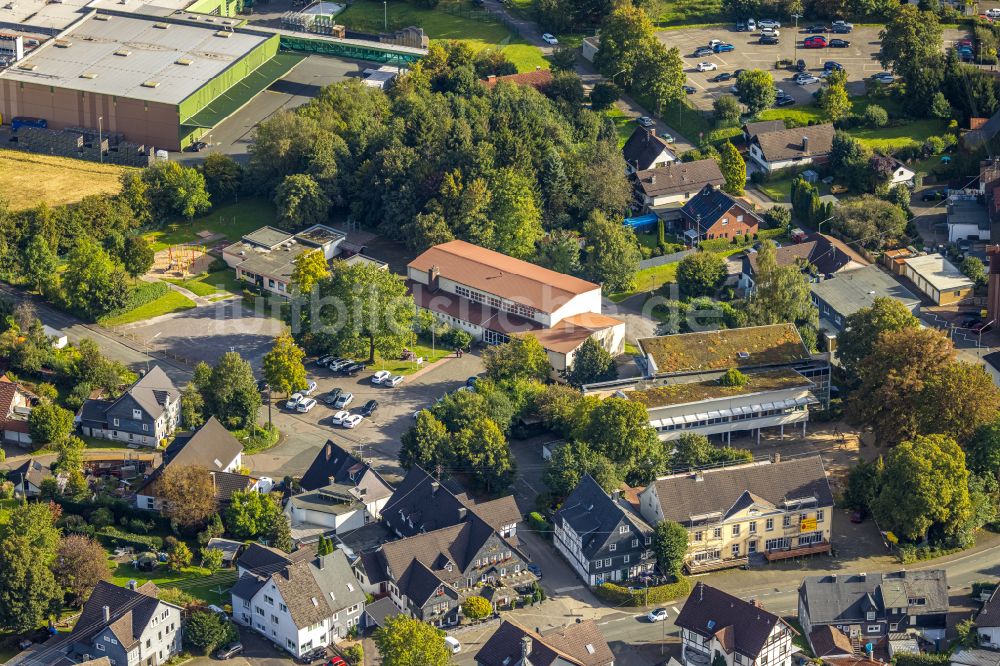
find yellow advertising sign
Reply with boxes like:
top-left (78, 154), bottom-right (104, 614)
top-left (800, 517), bottom-right (818, 532)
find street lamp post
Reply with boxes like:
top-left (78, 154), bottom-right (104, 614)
top-left (97, 115), bottom-right (103, 164)
top-left (383, 0), bottom-right (387, 30)
top-left (816, 215), bottom-right (835, 235)
top-left (791, 14), bottom-right (801, 66)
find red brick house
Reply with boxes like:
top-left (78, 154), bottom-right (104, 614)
top-left (679, 184), bottom-right (762, 244)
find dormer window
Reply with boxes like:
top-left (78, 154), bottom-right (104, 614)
top-left (866, 611), bottom-right (875, 621)
top-left (620, 525), bottom-right (629, 534)
top-left (132, 408), bottom-right (142, 420)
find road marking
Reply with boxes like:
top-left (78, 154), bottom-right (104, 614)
top-left (672, 606), bottom-right (680, 614)
top-left (554, 585), bottom-right (584, 593)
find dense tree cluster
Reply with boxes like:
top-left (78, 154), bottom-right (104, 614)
top-left (249, 42), bottom-right (636, 291)
top-left (184, 353), bottom-right (262, 430)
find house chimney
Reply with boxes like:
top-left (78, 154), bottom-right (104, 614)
top-left (428, 265), bottom-right (440, 292)
top-left (650, 173), bottom-right (657, 185)
top-left (802, 136), bottom-right (810, 153)
top-left (318, 554), bottom-right (327, 570)
top-left (522, 635), bottom-right (532, 659)
top-left (127, 580), bottom-right (137, 591)
top-left (102, 605), bottom-right (111, 623)
top-left (457, 507), bottom-right (468, 521)
top-left (487, 75), bottom-right (497, 83)
top-left (431, 480), bottom-right (440, 493)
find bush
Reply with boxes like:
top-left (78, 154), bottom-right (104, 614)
top-left (527, 511), bottom-right (552, 539)
top-left (343, 644), bottom-right (364, 666)
top-left (924, 136), bottom-right (946, 155)
top-left (462, 595), bottom-right (493, 620)
top-left (863, 104), bottom-right (889, 128)
top-left (763, 206), bottom-right (791, 230)
top-left (89, 507), bottom-right (115, 529)
top-left (589, 82), bottom-right (621, 111)
top-left (592, 577), bottom-right (692, 606)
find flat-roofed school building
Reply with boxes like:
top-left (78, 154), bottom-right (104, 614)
top-left (0, 11), bottom-right (283, 150)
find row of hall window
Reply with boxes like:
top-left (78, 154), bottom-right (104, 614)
top-left (691, 511), bottom-right (825, 541)
top-left (657, 406), bottom-right (804, 432)
top-left (454, 284), bottom-right (538, 319)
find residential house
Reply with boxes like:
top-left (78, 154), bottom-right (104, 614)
top-left (287, 440), bottom-right (395, 543)
top-left (947, 199), bottom-right (990, 243)
top-left (739, 233), bottom-right (868, 293)
top-left (632, 159), bottom-right (725, 219)
top-left (135, 416), bottom-right (248, 512)
top-left (976, 586), bottom-right (1000, 648)
top-left (361, 596), bottom-right (402, 631)
top-left (623, 127), bottom-right (676, 174)
top-left (952, 650), bottom-right (1000, 666)
top-left (0, 375), bottom-right (34, 445)
top-left (222, 225), bottom-right (346, 297)
top-left (675, 582), bottom-right (795, 666)
top-left (475, 619), bottom-right (615, 666)
top-left (583, 324), bottom-right (831, 442)
top-left (407, 240), bottom-right (624, 375)
top-left (743, 120), bottom-right (787, 143)
top-left (381, 466), bottom-right (520, 540)
top-left (67, 580), bottom-right (182, 666)
top-left (553, 475), bottom-right (655, 586)
top-left (231, 548), bottom-right (366, 659)
top-left (679, 185), bottom-right (762, 245)
top-left (810, 264), bottom-right (921, 341)
top-left (871, 156), bottom-right (916, 187)
top-left (798, 570), bottom-right (949, 656)
top-left (901, 254), bottom-right (974, 305)
top-left (639, 455), bottom-right (834, 573)
top-left (810, 626), bottom-right (857, 659)
top-left (5, 457), bottom-right (58, 497)
top-left (356, 515), bottom-right (532, 627)
top-left (482, 70), bottom-right (553, 91)
top-left (78, 366), bottom-right (181, 447)
top-left (748, 123), bottom-right (835, 173)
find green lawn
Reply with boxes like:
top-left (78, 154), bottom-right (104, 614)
top-left (372, 341), bottom-right (454, 376)
top-left (110, 561), bottom-right (236, 606)
top-left (647, 0), bottom-right (724, 26)
top-left (851, 119), bottom-right (947, 152)
top-left (337, 0), bottom-right (545, 72)
top-left (609, 262), bottom-right (679, 302)
top-left (166, 269), bottom-right (244, 297)
top-left (757, 178), bottom-right (830, 203)
top-left (606, 107), bottom-right (636, 148)
top-left (144, 198), bottom-right (278, 252)
top-left (758, 105), bottom-right (827, 126)
top-left (99, 291), bottom-right (197, 327)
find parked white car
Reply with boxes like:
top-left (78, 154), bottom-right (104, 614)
top-left (872, 71), bottom-right (895, 84)
top-left (372, 370), bottom-right (391, 385)
top-left (697, 62), bottom-right (718, 72)
top-left (386, 375), bottom-right (404, 387)
top-left (343, 414), bottom-right (364, 429)
top-left (647, 608), bottom-right (669, 622)
top-left (708, 39), bottom-right (724, 47)
top-left (541, 33), bottom-right (559, 45)
top-left (758, 18), bottom-right (780, 28)
top-left (988, 8), bottom-right (1000, 17)
top-left (286, 393), bottom-right (303, 410)
top-left (334, 392), bottom-right (353, 409)
top-left (760, 27), bottom-right (779, 37)
top-left (300, 380), bottom-right (318, 396)
top-left (331, 410), bottom-right (351, 425)
top-left (296, 397), bottom-right (317, 413)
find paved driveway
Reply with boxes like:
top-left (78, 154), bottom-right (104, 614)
top-left (662, 25), bottom-right (969, 111)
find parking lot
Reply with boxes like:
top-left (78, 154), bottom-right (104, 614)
top-left (660, 25), bottom-right (968, 110)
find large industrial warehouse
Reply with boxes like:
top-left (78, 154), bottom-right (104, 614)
top-left (0, 12), bottom-right (284, 150)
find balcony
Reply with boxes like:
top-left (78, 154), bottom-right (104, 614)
top-left (685, 556), bottom-right (748, 574)
top-left (684, 646), bottom-right (712, 666)
top-left (764, 540), bottom-right (831, 562)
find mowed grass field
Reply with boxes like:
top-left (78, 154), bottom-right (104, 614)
top-left (337, 0), bottom-right (546, 71)
top-left (0, 149), bottom-right (127, 210)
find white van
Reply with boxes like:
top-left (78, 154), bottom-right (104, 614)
top-left (444, 636), bottom-right (461, 654)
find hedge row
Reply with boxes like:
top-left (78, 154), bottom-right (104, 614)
top-left (99, 280), bottom-right (171, 321)
top-left (593, 576), bottom-right (692, 606)
top-left (96, 526), bottom-right (164, 551)
top-left (55, 497), bottom-right (173, 532)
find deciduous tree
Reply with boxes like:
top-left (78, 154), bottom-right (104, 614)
top-left (719, 141), bottom-right (746, 195)
top-left (205, 352), bottom-right (261, 430)
top-left (185, 610), bottom-right (238, 654)
top-left (836, 296), bottom-right (920, 376)
top-left (290, 249), bottom-right (330, 295)
top-left (582, 210), bottom-right (641, 294)
top-left (564, 336), bottom-right (617, 387)
top-left (484, 335), bottom-right (551, 383)
top-left (225, 491), bottom-right (283, 540)
top-left (741, 240), bottom-right (818, 333)
top-left (0, 502), bottom-right (62, 631)
top-left (456, 417), bottom-right (516, 493)
top-left (873, 434), bottom-right (971, 542)
top-left (262, 333), bottom-right (307, 397)
top-left (677, 252), bottom-right (726, 298)
top-left (544, 444), bottom-right (620, 497)
top-left (52, 534), bottom-right (111, 605)
top-left (159, 464), bottom-right (217, 530)
top-left (375, 615), bottom-right (452, 666)
top-left (736, 70), bottom-right (776, 117)
top-left (400, 410), bottom-right (450, 471)
top-left (141, 161), bottom-right (211, 221)
top-left (462, 595), bottom-right (492, 620)
top-left (582, 397), bottom-right (665, 483)
top-left (29, 402), bottom-right (75, 446)
top-left (652, 520), bottom-right (689, 577)
top-left (489, 167), bottom-right (544, 259)
top-left (200, 153), bottom-right (244, 202)
top-left (274, 173), bottom-right (330, 231)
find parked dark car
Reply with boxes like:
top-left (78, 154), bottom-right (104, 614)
top-left (795, 59), bottom-right (806, 71)
top-left (683, 85), bottom-right (696, 94)
top-left (804, 24), bottom-right (827, 32)
top-left (694, 46), bottom-right (713, 56)
top-left (921, 189), bottom-right (947, 201)
top-left (736, 19), bottom-right (748, 30)
top-left (733, 68), bottom-right (746, 78)
top-left (256, 380), bottom-right (269, 392)
top-left (323, 388), bottom-right (343, 406)
top-left (215, 642), bottom-right (244, 660)
top-left (466, 376), bottom-right (479, 388)
top-left (360, 399), bottom-right (379, 416)
top-left (298, 647), bottom-right (328, 664)
top-left (759, 34), bottom-right (779, 44)
top-left (342, 362), bottom-right (365, 376)
top-left (823, 60), bottom-right (843, 71)
top-left (184, 141), bottom-right (207, 152)
top-left (829, 38), bottom-right (850, 47)
top-left (775, 95), bottom-right (796, 106)
top-left (527, 563), bottom-right (543, 578)
top-left (710, 72), bottom-right (733, 82)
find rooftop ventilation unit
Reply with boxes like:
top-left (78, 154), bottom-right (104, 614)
top-left (141, 80), bottom-right (160, 88)
top-left (93, 13), bottom-right (109, 20)
top-left (153, 22), bottom-right (168, 29)
top-left (18, 63), bottom-right (36, 71)
top-left (214, 30), bottom-right (231, 37)
top-left (174, 58), bottom-right (192, 65)
top-left (53, 39), bottom-right (71, 48)
top-left (79, 72), bottom-right (97, 79)
top-left (113, 49), bottom-right (130, 56)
